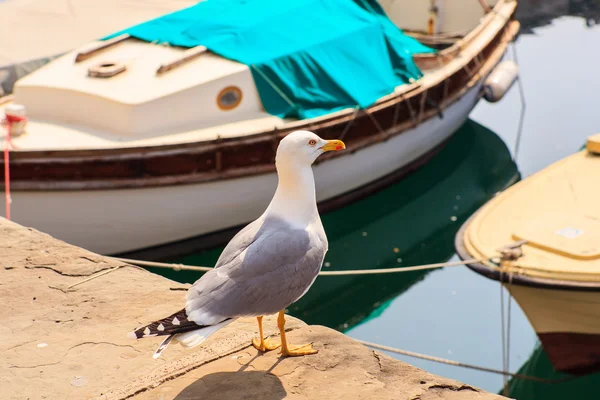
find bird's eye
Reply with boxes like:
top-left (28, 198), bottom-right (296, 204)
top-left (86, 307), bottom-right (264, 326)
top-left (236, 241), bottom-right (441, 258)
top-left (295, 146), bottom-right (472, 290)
top-left (308, 139), bottom-right (317, 146)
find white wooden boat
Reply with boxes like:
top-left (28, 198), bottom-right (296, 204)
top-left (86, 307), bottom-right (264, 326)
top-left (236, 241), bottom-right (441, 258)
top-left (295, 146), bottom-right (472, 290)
top-left (456, 134), bottom-right (600, 375)
top-left (0, 0), bottom-right (519, 256)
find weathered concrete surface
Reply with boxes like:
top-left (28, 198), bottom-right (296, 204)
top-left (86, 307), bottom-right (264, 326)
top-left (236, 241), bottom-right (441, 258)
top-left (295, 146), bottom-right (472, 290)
top-left (1, 218), bottom-right (304, 400)
top-left (1, 218), bottom-right (506, 400)
top-left (138, 325), bottom-right (506, 400)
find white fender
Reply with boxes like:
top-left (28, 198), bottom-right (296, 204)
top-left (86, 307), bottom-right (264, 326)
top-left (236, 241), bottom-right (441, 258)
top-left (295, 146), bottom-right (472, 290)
top-left (483, 60), bottom-right (518, 103)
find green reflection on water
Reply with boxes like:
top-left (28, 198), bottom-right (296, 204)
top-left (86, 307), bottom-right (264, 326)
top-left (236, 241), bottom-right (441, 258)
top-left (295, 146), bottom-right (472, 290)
top-left (506, 344), bottom-right (600, 399)
top-left (293, 118), bottom-right (518, 331)
top-left (146, 119), bottom-right (519, 332)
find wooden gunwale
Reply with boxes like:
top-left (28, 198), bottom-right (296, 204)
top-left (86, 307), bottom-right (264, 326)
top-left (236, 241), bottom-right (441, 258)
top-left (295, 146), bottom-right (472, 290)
top-left (2, 1), bottom-right (517, 191)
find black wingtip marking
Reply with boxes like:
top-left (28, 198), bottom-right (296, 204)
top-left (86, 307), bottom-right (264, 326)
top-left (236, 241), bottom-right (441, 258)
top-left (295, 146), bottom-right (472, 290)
top-left (129, 309), bottom-right (204, 339)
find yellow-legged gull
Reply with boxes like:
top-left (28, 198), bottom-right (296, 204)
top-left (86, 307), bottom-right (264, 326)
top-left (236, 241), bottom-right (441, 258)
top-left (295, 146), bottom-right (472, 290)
top-left (128, 130), bottom-right (345, 358)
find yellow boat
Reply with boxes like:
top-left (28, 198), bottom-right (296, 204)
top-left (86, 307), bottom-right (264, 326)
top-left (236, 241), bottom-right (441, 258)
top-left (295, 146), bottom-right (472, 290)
top-left (455, 134), bottom-right (600, 375)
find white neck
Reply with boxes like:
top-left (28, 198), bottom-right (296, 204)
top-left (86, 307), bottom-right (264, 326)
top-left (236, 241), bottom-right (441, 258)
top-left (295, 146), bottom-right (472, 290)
top-left (267, 160), bottom-right (318, 227)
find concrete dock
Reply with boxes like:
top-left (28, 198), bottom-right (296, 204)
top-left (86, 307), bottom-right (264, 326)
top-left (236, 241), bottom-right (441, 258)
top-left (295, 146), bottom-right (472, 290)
top-left (1, 218), bottom-right (507, 399)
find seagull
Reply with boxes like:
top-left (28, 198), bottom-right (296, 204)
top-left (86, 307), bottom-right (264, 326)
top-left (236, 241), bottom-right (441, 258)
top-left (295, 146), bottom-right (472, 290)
top-left (128, 130), bottom-right (345, 358)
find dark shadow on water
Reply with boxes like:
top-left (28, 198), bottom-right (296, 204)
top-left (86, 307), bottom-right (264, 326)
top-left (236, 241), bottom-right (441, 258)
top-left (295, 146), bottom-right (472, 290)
top-left (173, 371), bottom-right (286, 400)
top-left (517, 0), bottom-right (600, 34)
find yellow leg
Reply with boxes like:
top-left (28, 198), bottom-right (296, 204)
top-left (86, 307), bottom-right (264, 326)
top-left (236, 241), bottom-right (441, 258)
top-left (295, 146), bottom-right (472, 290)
top-left (252, 316), bottom-right (280, 352)
top-left (278, 310), bottom-right (317, 357)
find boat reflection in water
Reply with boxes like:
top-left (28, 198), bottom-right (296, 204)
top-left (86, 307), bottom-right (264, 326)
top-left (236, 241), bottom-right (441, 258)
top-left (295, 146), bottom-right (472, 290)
top-left (149, 119), bottom-right (518, 331)
top-left (505, 343), bottom-right (600, 399)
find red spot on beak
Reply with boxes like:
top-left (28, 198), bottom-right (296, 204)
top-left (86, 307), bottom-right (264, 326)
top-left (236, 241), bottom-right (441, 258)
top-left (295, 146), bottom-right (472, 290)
top-left (336, 145), bottom-right (343, 151)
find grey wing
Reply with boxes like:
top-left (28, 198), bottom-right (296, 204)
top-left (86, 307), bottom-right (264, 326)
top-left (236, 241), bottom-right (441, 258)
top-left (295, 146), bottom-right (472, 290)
top-left (185, 217), bottom-right (326, 325)
top-left (212, 217), bottom-right (265, 269)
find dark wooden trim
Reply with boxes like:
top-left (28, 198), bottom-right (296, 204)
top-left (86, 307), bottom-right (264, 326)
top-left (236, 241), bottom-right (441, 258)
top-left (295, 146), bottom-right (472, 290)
top-left (116, 137), bottom-right (448, 260)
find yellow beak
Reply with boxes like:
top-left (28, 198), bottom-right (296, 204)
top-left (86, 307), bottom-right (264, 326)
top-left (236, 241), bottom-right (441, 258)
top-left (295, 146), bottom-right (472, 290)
top-left (320, 139), bottom-right (346, 152)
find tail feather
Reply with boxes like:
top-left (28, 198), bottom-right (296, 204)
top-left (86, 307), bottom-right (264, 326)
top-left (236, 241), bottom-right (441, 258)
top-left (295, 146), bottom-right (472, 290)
top-left (153, 335), bottom-right (175, 359)
top-left (128, 309), bottom-right (201, 339)
top-left (128, 309), bottom-right (234, 359)
top-left (175, 319), bottom-right (235, 349)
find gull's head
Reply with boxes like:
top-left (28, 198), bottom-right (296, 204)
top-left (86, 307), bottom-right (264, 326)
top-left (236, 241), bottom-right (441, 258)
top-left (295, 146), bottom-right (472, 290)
top-left (276, 130), bottom-right (345, 167)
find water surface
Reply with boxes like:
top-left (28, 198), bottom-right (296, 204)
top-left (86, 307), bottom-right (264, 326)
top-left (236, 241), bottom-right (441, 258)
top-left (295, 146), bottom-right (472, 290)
top-left (347, 3), bottom-right (600, 397)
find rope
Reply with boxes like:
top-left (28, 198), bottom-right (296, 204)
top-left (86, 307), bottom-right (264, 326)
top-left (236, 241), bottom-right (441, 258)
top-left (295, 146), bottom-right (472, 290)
top-left (319, 258), bottom-right (480, 275)
top-left (250, 65), bottom-right (297, 110)
top-left (339, 106), bottom-right (360, 141)
top-left (364, 108), bottom-right (386, 136)
top-left (250, 64), bottom-right (368, 136)
top-left (67, 265), bottom-right (123, 289)
top-left (357, 339), bottom-right (578, 384)
top-left (499, 270), bottom-right (508, 395)
top-left (401, 93), bottom-right (418, 128)
top-left (506, 273), bottom-right (513, 387)
top-left (111, 257), bottom-right (484, 276)
top-left (511, 42), bottom-right (526, 161)
top-left (499, 266), bottom-right (515, 397)
top-left (71, 258), bottom-right (576, 387)
top-left (113, 257), bottom-right (212, 272)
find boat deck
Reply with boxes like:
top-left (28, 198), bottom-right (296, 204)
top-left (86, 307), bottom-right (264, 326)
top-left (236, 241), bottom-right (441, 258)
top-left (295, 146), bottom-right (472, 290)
top-left (0, 1), bottom-right (517, 152)
top-left (1, 101), bottom-right (286, 151)
top-left (463, 136), bottom-right (600, 283)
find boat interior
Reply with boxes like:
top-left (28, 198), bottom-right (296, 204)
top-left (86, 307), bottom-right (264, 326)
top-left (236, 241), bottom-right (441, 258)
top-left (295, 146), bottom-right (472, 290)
top-left (0, 0), bottom-right (506, 151)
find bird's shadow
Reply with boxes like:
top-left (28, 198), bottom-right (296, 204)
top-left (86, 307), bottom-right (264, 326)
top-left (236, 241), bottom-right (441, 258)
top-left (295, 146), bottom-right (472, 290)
top-left (174, 355), bottom-right (287, 400)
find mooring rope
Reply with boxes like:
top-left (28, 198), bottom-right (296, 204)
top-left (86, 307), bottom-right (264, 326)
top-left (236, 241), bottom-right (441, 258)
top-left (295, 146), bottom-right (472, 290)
top-left (67, 266), bottom-right (123, 289)
top-left (74, 250), bottom-right (579, 386)
top-left (111, 256), bottom-right (484, 276)
top-left (66, 257), bottom-right (578, 386)
top-left (357, 339), bottom-right (579, 385)
top-left (67, 257), bottom-right (485, 292)
top-left (511, 42), bottom-right (526, 161)
top-left (500, 270), bottom-right (509, 394)
top-left (66, 256), bottom-right (490, 292)
top-left (506, 272), bottom-right (514, 385)
top-left (499, 267), bottom-right (516, 396)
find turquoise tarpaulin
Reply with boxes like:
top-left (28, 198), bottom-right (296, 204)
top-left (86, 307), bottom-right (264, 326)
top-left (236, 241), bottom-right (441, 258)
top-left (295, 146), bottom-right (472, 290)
top-left (106, 0), bottom-right (434, 119)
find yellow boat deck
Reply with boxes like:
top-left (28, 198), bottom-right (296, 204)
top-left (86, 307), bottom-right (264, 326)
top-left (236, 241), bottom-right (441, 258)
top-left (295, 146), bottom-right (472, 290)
top-left (464, 134), bottom-right (600, 283)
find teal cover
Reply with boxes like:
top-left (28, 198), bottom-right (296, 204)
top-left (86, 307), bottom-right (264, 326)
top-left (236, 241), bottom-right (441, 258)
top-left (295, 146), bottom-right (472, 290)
top-left (106, 0), bottom-right (434, 119)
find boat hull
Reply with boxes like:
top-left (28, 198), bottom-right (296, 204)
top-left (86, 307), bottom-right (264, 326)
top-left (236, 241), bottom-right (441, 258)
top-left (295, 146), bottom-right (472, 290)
top-left (3, 3), bottom-right (518, 256)
top-left (455, 214), bottom-right (600, 376)
top-left (11, 83), bottom-right (480, 255)
top-left (509, 285), bottom-right (600, 375)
